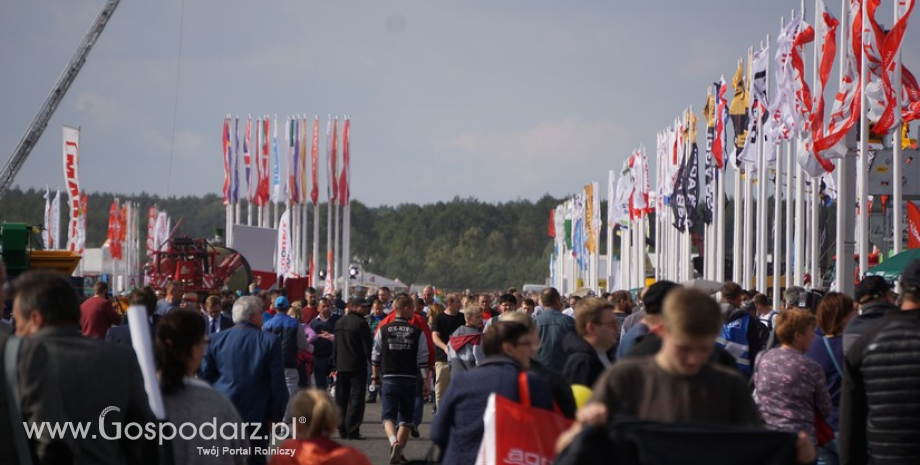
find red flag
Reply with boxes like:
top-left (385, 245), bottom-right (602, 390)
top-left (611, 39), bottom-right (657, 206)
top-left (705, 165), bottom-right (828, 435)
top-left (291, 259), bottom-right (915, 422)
top-left (222, 118), bottom-right (231, 204)
top-left (880, 195), bottom-right (889, 216)
top-left (548, 209), bottom-right (556, 238)
top-left (909, 201), bottom-right (920, 249)
top-left (108, 200), bottom-right (122, 260)
top-left (338, 118), bottom-right (350, 206)
top-left (329, 118), bottom-right (339, 201)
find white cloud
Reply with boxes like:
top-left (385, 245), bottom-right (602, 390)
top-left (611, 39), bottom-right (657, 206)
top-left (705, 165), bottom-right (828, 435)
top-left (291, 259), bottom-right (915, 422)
top-left (74, 91), bottom-right (119, 128)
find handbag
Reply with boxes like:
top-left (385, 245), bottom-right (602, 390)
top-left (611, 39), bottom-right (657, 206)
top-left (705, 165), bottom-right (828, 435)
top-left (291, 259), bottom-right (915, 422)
top-left (814, 337), bottom-right (842, 446)
top-left (473, 372), bottom-right (572, 465)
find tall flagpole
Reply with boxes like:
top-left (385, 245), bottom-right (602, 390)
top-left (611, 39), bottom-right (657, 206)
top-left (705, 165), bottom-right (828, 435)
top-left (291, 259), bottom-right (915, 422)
top-left (608, 171), bottom-right (616, 288)
top-left (733, 86), bottom-right (744, 283)
top-left (757, 39), bottom-right (769, 295)
top-left (857, 0), bottom-right (869, 280)
top-left (835, 0), bottom-right (856, 295)
top-left (341, 117), bottom-right (352, 299)
top-left (311, 117), bottom-right (321, 288)
top-left (892, 0), bottom-right (904, 256)
top-left (810, 0), bottom-right (822, 287)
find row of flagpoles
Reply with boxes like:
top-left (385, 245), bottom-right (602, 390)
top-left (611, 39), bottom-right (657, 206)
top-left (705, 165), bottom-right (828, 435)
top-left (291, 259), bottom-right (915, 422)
top-left (550, 0), bottom-right (919, 300)
top-left (220, 114), bottom-right (352, 297)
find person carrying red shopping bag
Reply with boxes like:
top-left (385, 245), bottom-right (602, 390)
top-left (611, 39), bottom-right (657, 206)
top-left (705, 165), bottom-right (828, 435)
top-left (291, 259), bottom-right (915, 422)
top-left (431, 321), bottom-right (571, 465)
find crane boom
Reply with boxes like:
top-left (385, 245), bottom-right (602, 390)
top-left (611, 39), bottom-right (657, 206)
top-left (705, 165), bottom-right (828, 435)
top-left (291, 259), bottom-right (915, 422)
top-left (0, 0), bottom-right (121, 199)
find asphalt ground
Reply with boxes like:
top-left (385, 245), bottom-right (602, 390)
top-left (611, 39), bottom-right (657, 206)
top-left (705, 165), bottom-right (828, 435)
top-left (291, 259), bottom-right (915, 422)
top-left (343, 397), bottom-right (439, 465)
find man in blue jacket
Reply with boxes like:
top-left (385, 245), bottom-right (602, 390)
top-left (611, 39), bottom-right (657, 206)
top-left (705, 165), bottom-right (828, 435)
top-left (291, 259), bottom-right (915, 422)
top-left (262, 296), bottom-right (308, 421)
top-left (534, 287), bottom-right (574, 373)
top-left (201, 296), bottom-right (288, 465)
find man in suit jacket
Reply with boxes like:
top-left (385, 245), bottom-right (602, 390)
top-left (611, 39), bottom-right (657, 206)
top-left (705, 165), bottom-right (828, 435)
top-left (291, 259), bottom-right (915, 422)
top-left (200, 295), bottom-right (287, 465)
top-left (12, 270), bottom-right (157, 465)
top-left (203, 295), bottom-right (233, 336)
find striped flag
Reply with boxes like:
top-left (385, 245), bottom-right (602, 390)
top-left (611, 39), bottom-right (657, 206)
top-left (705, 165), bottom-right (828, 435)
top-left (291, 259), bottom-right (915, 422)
top-left (244, 116), bottom-right (252, 202)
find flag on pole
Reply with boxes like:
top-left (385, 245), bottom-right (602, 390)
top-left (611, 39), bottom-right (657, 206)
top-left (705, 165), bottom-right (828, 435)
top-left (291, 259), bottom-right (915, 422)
top-left (814, 0), bottom-right (863, 161)
top-left (908, 201), bottom-right (920, 249)
top-left (738, 47), bottom-right (770, 167)
top-left (232, 117), bottom-right (240, 203)
top-left (51, 190), bottom-right (61, 250)
top-left (585, 184), bottom-right (596, 254)
top-left (800, 2), bottom-right (840, 176)
top-left (729, 61), bottom-right (750, 152)
top-left (276, 209), bottom-right (292, 279)
top-left (288, 117), bottom-right (298, 204)
top-left (713, 78), bottom-right (729, 169)
top-left (244, 116), bottom-right (253, 202)
top-left (77, 192), bottom-right (87, 255)
top-left (865, 0), bottom-right (916, 135)
top-left (222, 118), bottom-right (232, 205)
top-left (43, 187), bottom-right (52, 248)
top-left (328, 117), bottom-right (339, 202)
top-left (685, 143), bottom-right (701, 230)
top-left (339, 118), bottom-right (351, 206)
top-left (703, 90), bottom-right (716, 224)
top-left (147, 205), bottom-right (158, 257)
top-left (311, 117), bottom-right (320, 206)
top-left (63, 126), bottom-right (82, 253)
top-left (272, 116), bottom-right (281, 203)
top-left (260, 117), bottom-right (271, 205)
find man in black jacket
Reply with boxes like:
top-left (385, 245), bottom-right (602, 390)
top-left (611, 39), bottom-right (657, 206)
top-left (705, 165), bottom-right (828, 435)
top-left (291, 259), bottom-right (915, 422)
top-left (841, 260), bottom-right (920, 465)
top-left (842, 275), bottom-right (898, 353)
top-left (562, 297), bottom-right (617, 387)
top-left (372, 296), bottom-right (429, 463)
top-left (333, 297), bottom-right (373, 440)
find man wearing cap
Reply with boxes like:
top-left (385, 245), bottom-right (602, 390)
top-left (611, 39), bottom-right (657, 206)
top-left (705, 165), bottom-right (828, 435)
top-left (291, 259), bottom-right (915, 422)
top-left (618, 281), bottom-right (678, 360)
top-left (841, 260), bottom-right (920, 464)
top-left (842, 275), bottom-right (898, 354)
top-left (262, 295), bottom-right (308, 420)
top-left (332, 297), bottom-right (373, 439)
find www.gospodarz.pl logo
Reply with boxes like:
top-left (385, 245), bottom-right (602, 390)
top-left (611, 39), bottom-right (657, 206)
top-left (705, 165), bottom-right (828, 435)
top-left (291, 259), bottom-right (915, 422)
top-left (23, 406), bottom-right (302, 446)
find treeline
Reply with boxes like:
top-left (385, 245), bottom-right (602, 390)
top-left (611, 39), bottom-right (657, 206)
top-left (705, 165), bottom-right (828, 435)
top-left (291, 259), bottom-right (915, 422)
top-left (0, 187), bottom-right (566, 291)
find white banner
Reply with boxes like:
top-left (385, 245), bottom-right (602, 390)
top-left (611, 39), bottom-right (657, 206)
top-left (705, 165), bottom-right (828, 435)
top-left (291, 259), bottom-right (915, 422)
top-left (276, 209), bottom-right (292, 279)
top-left (63, 126), bottom-right (81, 253)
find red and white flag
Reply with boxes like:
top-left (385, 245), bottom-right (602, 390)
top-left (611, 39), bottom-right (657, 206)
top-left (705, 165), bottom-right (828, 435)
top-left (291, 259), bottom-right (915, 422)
top-left (908, 201), bottom-right (920, 249)
top-left (339, 118), bottom-right (351, 206)
top-left (63, 126), bottom-right (82, 254)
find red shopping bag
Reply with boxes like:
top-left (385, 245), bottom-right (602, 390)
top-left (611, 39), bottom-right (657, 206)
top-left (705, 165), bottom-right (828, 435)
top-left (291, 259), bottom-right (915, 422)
top-left (474, 372), bottom-right (573, 465)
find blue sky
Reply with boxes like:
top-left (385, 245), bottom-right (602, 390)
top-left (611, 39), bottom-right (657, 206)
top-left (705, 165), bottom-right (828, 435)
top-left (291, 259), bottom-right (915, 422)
top-left (2, 0), bottom-right (917, 206)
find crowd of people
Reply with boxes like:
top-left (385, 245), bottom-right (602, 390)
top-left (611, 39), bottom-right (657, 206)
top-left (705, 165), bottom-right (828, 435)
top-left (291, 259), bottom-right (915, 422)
top-left (2, 257), bottom-right (920, 464)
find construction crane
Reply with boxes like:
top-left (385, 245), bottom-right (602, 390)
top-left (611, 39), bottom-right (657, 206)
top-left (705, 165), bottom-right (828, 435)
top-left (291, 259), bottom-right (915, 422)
top-left (0, 0), bottom-right (121, 200)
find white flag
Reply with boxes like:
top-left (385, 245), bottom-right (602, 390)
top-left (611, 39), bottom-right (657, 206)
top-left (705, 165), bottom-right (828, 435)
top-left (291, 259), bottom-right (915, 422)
top-left (51, 190), bottom-right (61, 250)
top-left (276, 209), bottom-right (292, 279)
top-left (43, 187), bottom-right (52, 249)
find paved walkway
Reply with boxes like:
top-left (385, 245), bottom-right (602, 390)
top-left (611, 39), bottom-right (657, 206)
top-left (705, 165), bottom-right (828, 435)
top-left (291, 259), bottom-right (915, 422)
top-left (344, 398), bottom-right (439, 465)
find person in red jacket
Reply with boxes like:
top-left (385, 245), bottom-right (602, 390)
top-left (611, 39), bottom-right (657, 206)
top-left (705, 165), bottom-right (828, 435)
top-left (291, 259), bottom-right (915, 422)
top-left (373, 295), bottom-right (434, 439)
top-left (80, 281), bottom-right (121, 339)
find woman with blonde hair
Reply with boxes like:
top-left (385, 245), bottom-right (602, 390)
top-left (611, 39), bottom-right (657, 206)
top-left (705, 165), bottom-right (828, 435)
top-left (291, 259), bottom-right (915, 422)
top-left (270, 389), bottom-right (371, 465)
top-left (753, 309), bottom-right (832, 446)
